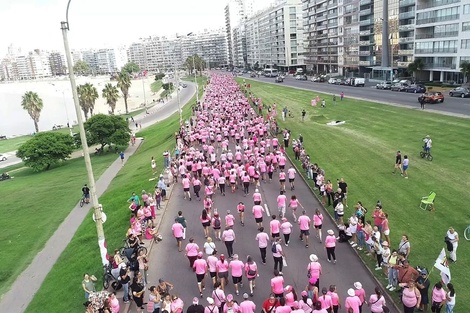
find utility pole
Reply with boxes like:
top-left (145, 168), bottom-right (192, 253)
top-left (61, 0), bottom-right (108, 266)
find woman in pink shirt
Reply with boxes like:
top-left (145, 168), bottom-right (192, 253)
top-left (430, 282), bottom-right (446, 313)
top-left (280, 218), bottom-right (293, 246)
top-left (201, 209), bottom-right (212, 238)
top-left (313, 209), bottom-right (324, 243)
top-left (284, 285), bottom-right (297, 307)
top-left (252, 204), bottom-right (265, 229)
top-left (327, 285), bottom-right (340, 313)
top-left (225, 210), bottom-right (235, 228)
top-left (185, 237), bottom-right (200, 269)
top-left (345, 289), bottom-right (361, 313)
top-left (216, 255), bottom-right (229, 290)
top-left (324, 230), bottom-right (337, 263)
top-left (353, 282), bottom-right (366, 311)
top-left (400, 280), bottom-right (421, 313)
top-left (253, 189), bottom-right (262, 205)
top-left (279, 171), bottom-right (286, 192)
top-left (318, 287), bottom-right (333, 312)
top-left (288, 195), bottom-right (304, 222)
top-left (270, 215), bottom-right (281, 240)
top-left (237, 202), bottom-right (245, 226)
top-left (277, 191), bottom-right (287, 218)
top-left (244, 255), bottom-right (258, 296)
top-left (307, 254), bottom-right (322, 288)
top-left (311, 301), bottom-right (327, 313)
top-left (271, 271), bottom-right (285, 297)
top-left (368, 287), bottom-right (386, 313)
top-left (192, 176), bottom-right (202, 200)
top-left (170, 295), bottom-right (184, 313)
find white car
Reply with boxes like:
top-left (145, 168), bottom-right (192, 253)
top-left (328, 78), bottom-right (338, 84)
top-left (0, 154), bottom-right (7, 161)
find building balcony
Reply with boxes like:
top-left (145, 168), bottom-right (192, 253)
top-left (328, 23), bottom-right (338, 28)
top-left (399, 0), bottom-right (415, 7)
top-left (317, 15), bottom-right (327, 22)
top-left (398, 36), bottom-right (414, 43)
top-left (359, 40), bottom-right (373, 45)
top-left (423, 63), bottom-right (457, 69)
top-left (417, 0), bottom-right (460, 10)
top-left (415, 31), bottom-right (459, 39)
top-left (399, 11), bottom-right (415, 19)
top-left (359, 8), bottom-right (372, 16)
top-left (317, 6), bottom-right (327, 13)
top-left (398, 49), bottom-right (414, 55)
top-left (359, 60), bottom-right (371, 66)
top-left (416, 14), bottom-right (459, 25)
top-left (359, 30), bottom-right (371, 36)
top-left (360, 19), bottom-right (373, 26)
top-left (399, 24), bottom-right (415, 31)
top-left (360, 0), bottom-right (372, 5)
top-left (398, 61), bottom-right (412, 67)
top-left (415, 48), bottom-right (458, 54)
top-left (359, 50), bottom-right (371, 55)
top-left (317, 25), bottom-right (327, 30)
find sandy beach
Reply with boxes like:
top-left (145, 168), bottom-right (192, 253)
top-left (0, 75), bottom-right (160, 137)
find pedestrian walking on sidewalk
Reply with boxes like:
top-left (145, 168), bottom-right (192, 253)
top-left (120, 151), bottom-right (125, 164)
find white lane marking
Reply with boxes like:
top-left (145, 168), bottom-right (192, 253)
top-left (264, 203), bottom-right (270, 217)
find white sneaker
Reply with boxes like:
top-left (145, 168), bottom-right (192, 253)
top-left (375, 267), bottom-right (382, 270)
top-left (389, 287), bottom-right (396, 291)
top-left (349, 241), bottom-right (354, 245)
top-left (386, 284), bottom-right (392, 289)
top-left (351, 243), bottom-right (357, 247)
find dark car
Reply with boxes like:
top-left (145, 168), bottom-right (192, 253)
top-left (275, 76), bottom-right (284, 83)
top-left (250, 73), bottom-right (257, 78)
top-left (449, 87), bottom-right (470, 98)
top-left (391, 83), bottom-right (408, 91)
top-left (418, 92), bottom-right (445, 104)
top-left (406, 84), bottom-right (426, 93)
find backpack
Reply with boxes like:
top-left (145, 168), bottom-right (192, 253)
top-left (271, 242), bottom-right (278, 253)
top-left (214, 218), bottom-right (221, 228)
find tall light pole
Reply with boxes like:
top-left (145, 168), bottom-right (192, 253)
top-left (61, 0), bottom-right (108, 266)
top-left (192, 54), bottom-right (199, 103)
top-left (51, 82), bottom-right (73, 136)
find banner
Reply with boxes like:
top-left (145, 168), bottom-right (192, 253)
top-left (434, 248), bottom-right (451, 284)
top-left (311, 99), bottom-right (317, 107)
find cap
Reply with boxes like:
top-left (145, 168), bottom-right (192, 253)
top-left (285, 285), bottom-right (292, 292)
top-left (220, 254), bottom-right (225, 260)
top-left (421, 269), bottom-right (428, 275)
top-left (309, 277), bottom-right (317, 285)
top-left (193, 297), bottom-right (199, 304)
top-left (292, 301), bottom-right (299, 309)
top-left (348, 288), bottom-right (356, 297)
top-left (354, 282), bottom-right (362, 289)
top-left (309, 254), bottom-right (318, 262)
top-left (198, 252), bottom-right (203, 258)
top-left (243, 293), bottom-right (249, 299)
top-left (207, 297), bottom-right (214, 305)
top-left (227, 294), bottom-right (233, 302)
top-left (301, 291), bottom-right (307, 297)
top-left (255, 189), bottom-right (259, 192)
top-left (327, 229), bottom-right (334, 235)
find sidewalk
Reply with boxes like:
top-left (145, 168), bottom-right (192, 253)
top-left (0, 83), bottom-right (196, 313)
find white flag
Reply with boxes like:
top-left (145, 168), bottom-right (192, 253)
top-left (434, 248), bottom-right (451, 283)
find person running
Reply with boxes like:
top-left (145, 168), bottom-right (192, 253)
top-left (313, 209), bottom-right (324, 243)
top-left (278, 170), bottom-right (286, 192)
top-left (298, 210), bottom-right (311, 248)
top-left (244, 256), bottom-right (258, 297)
top-left (393, 151), bottom-right (402, 174)
top-left (237, 202), bottom-right (245, 226)
top-left (229, 254), bottom-right (245, 296)
top-left (193, 252), bottom-right (208, 297)
top-left (288, 195), bottom-right (304, 222)
top-left (212, 212), bottom-right (222, 241)
top-left (402, 155), bottom-right (409, 179)
top-left (201, 209), bottom-right (212, 238)
top-left (218, 175), bottom-right (226, 196)
top-left (193, 176), bottom-right (202, 200)
top-left (225, 210), bottom-right (235, 229)
top-left (256, 227), bottom-right (269, 264)
top-left (287, 166), bottom-right (297, 190)
top-left (280, 217), bottom-right (293, 246)
top-left (182, 174), bottom-right (192, 200)
top-left (253, 189), bottom-right (262, 205)
top-left (207, 250), bottom-right (219, 288)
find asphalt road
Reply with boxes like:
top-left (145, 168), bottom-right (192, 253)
top-left (146, 148), bottom-right (397, 311)
top-left (0, 84), bottom-right (197, 170)
top-left (245, 75), bottom-right (470, 118)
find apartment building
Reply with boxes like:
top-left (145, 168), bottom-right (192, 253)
top-left (225, 0), bottom-right (250, 67)
top-left (49, 52), bottom-right (67, 76)
top-left (245, 0), bottom-right (305, 71)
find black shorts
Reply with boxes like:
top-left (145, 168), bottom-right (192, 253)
top-left (210, 271), bottom-right (217, 278)
top-left (301, 229), bottom-right (310, 236)
top-left (279, 179), bottom-right (285, 183)
top-left (255, 217), bottom-right (263, 223)
top-left (254, 201), bottom-right (261, 205)
top-left (203, 221), bottom-right (211, 227)
top-left (184, 188), bottom-right (190, 192)
top-left (176, 237), bottom-right (183, 242)
top-left (279, 165), bottom-right (285, 170)
top-left (289, 178), bottom-right (294, 183)
top-left (272, 232), bottom-right (280, 238)
top-left (196, 274), bottom-right (205, 282)
top-left (314, 225), bottom-right (322, 229)
top-left (232, 276), bottom-right (242, 284)
top-left (218, 272), bottom-right (228, 280)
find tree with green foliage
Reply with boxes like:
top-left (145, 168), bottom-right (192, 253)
top-left (155, 73), bottom-right (165, 81)
top-left (16, 132), bottom-right (74, 171)
top-left (77, 83), bottom-right (99, 120)
top-left (73, 60), bottom-right (90, 75)
top-left (407, 59), bottom-right (425, 80)
top-left (84, 114), bottom-right (130, 152)
top-left (117, 71), bottom-right (132, 113)
top-left (122, 62), bottom-right (140, 75)
top-left (162, 82), bottom-right (173, 91)
top-left (102, 83), bottom-right (120, 114)
top-left (460, 61), bottom-right (470, 83)
top-left (184, 54), bottom-right (206, 75)
top-left (21, 91), bottom-right (43, 133)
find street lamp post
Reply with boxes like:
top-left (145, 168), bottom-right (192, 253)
top-left (192, 55), bottom-right (199, 103)
top-left (61, 0), bottom-right (108, 266)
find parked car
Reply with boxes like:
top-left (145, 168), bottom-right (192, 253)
top-left (335, 78), bottom-right (345, 85)
top-left (391, 83), bottom-right (408, 92)
top-left (295, 75), bottom-right (307, 80)
top-left (449, 87), bottom-right (470, 98)
top-left (275, 76), bottom-right (284, 83)
top-left (250, 73), bottom-right (257, 78)
top-left (328, 78), bottom-right (338, 84)
top-left (0, 154), bottom-right (7, 161)
top-left (311, 76), bottom-right (326, 82)
top-left (405, 84), bottom-right (426, 93)
top-left (418, 92), bottom-right (445, 103)
top-left (376, 81), bottom-right (392, 89)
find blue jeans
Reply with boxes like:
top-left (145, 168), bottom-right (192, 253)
top-left (446, 304), bottom-right (454, 313)
top-left (356, 230), bottom-right (365, 248)
top-left (122, 282), bottom-right (129, 301)
top-left (388, 268), bottom-right (397, 286)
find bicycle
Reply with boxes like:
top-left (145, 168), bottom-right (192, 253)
top-left (102, 263), bottom-right (122, 290)
top-left (79, 194), bottom-right (86, 207)
top-left (464, 224), bottom-right (470, 241)
top-left (419, 150), bottom-right (433, 161)
top-left (119, 239), bottom-right (147, 261)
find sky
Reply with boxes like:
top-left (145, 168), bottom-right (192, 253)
top-left (0, 0), bottom-right (274, 55)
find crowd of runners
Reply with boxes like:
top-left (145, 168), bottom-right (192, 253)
top-left (83, 74), bottom-right (455, 313)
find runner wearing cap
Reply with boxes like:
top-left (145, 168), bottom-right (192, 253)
top-left (229, 254), bottom-right (244, 296)
top-left (239, 293), bottom-right (256, 313)
top-left (193, 252), bottom-right (208, 297)
top-left (187, 297), bottom-right (205, 313)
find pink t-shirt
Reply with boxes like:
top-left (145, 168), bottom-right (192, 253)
top-left (308, 262), bottom-right (322, 279)
top-left (193, 258), bottom-right (208, 274)
top-left (325, 235), bottom-right (336, 248)
top-left (345, 296), bottom-right (361, 313)
top-left (256, 232), bottom-right (269, 248)
top-left (277, 195), bottom-right (287, 207)
top-left (355, 288), bottom-right (366, 304)
top-left (253, 193), bottom-right (262, 203)
top-left (298, 215), bottom-right (311, 230)
top-left (313, 213), bottom-right (323, 226)
top-left (252, 205), bottom-right (264, 218)
top-left (431, 287), bottom-right (446, 303)
top-left (271, 276), bottom-right (284, 294)
top-left (172, 223), bottom-right (184, 238)
top-left (225, 215), bottom-right (235, 226)
top-left (285, 292), bottom-right (295, 307)
top-left (289, 199), bottom-right (299, 208)
top-left (287, 168), bottom-right (296, 179)
top-left (185, 243), bottom-right (199, 256)
top-left (229, 260), bottom-right (244, 277)
top-left (276, 305), bottom-right (291, 313)
top-left (327, 291), bottom-right (339, 306)
top-left (279, 172), bottom-right (286, 180)
top-left (171, 298), bottom-right (184, 313)
top-left (110, 297), bottom-right (120, 313)
top-left (270, 220), bottom-right (281, 234)
top-left (239, 300), bottom-right (256, 313)
top-left (281, 222), bottom-right (293, 234)
top-left (368, 294), bottom-right (386, 313)
top-left (318, 294), bottom-right (332, 310)
top-left (216, 260), bottom-right (229, 273)
top-left (402, 287), bottom-right (419, 308)
top-left (182, 178), bottom-right (190, 189)
top-left (205, 306), bottom-right (220, 313)
top-left (207, 255), bottom-right (218, 272)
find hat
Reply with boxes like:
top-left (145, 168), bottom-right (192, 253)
top-left (198, 252), bottom-right (203, 258)
top-left (301, 291), bottom-right (307, 297)
top-left (255, 189), bottom-right (259, 192)
top-left (421, 269), bottom-right (428, 275)
top-left (227, 294), bottom-right (234, 302)
top-left (354, 282), bottom-right (362, 289)
top-left (243, 293), bottom-right (249, 299)
top-left (193, 297), bottom-right (199, 304)
top-left (207, 297), bottom-right (214, 305)
top-left (426, 135), bottom-right (430, 138)
top-left (292, 301), bottom-right (299, 309)
top-left (285, 285), bottom-right (292, 292)
top-left (347, 288), bottom-right (356, 297)
top-left (309, 254), bottom-right (318, 262)
top-left (327, 229), bottom-right (334, 235)
top-left (309, 277), bottom-right (317, 285)
top-left (220, 254), bottom-right (225, 260)
top-left (382, 241), bottom-right (389, 246)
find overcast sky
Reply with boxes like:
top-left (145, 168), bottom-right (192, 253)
top-left (0, 0), bottom-right (274, 55)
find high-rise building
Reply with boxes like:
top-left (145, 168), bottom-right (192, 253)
top-left (49, 52), bottom-right (67, 76)
top-left (225, 0), bottom-right (254, 68)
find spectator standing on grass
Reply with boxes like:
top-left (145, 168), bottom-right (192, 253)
top-left (393, 151), bottom-right (402, 174)
top-left (446, 227), bottom-right (459, 262)
top-left (402, 155), bottom-right (409, 178)
top-left (398, 234), bottom-right (411, 258)
top-left (337, 178), bottom-right (348, 207)
top-left (399, 280), bottom-right (421, 313)
top-left (430, 282), bottom-right (446, 313)
top-left (445, 283), bottom-right (456, 313)
top-left (416, 269), bottom-right (430, 313)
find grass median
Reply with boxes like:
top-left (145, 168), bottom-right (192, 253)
top-left (239, 78), bottom-right (470, 311)
top-left (25, 77), bottom-right (204, 313)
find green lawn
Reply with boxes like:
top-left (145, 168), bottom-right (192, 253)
top-left (25, 76), bottom-right (205, 313)
top-left (240, 79), bottom-right (470, 311)
top-left (0, 135), bottom-right (32, 153)
top-left (0, 152), bottom-right (119, 297)
top-left (151, 80), bottom-right (163, 93)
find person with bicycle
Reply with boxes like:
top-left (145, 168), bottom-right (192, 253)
top-left (423, 135), bottom-right (432, 154)
top-left (82, 184), bottom-right (90, 204)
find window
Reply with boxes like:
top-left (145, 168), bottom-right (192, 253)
top-left (462, 39), bottom-right (470, 49)
top-left (290, 7), bottom-right (296, 13)
top-left (463, 22), bottom-right (470, 31)
top-left (464, 4), bottom-right (470, 14)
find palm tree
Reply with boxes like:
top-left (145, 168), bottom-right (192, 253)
top-left (117, 71), bottom-right (132, 113)
top-left (460, 61), bottom-right (470, 83)
top-left (407, 59), bottom-right (425, 80)
top-left (77, 85), bottom-right (89, 120)
top-left (102, 83), bottom-right (120, 114)
top-left (21, 91), bottom-right (43, 133)
top-left (83, 83), bottom-right (99, 116)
